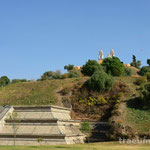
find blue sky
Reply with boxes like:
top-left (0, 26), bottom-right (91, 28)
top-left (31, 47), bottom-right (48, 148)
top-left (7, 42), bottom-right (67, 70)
top-left (0, 0), bottom-right (150, 80)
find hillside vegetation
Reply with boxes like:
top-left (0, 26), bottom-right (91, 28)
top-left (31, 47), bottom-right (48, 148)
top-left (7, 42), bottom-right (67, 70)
top-left (0, 78), bottom-right (80, 106)
top-left (1, 56), bottom-right (150, 140)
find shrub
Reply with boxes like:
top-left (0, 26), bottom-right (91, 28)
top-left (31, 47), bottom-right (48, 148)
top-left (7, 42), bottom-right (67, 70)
top-left (87, 69), bottom-right (114, 92)
top-left (52, 74), bottom-right (62, 79)
top-left (139, 66), bottom-right (150, 76)
top-left (79, 96), bottom-right (107, 106)
top-left (123, 67), bottom-right (132, 76)
top-left (97, 96), bottom-right (107, 105)
top-left (134, 76), bottom-right (147, 85)
top-left (41, 70), bottom-right (62, 80)
top-left (11, 79), bottom-right (27, 84)
top-left (68, 70), bottom-right (80, 78)
top-left (80, 121), bottom-right (91, 133)
top-left (102, 57), bottom-right (124, 76)
top-left (140, 83), bottom-right (150, 106)
top-left (81, 60), bottom-right (102, 76)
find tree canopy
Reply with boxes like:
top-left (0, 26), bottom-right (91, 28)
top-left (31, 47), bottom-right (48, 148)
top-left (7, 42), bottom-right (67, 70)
top-left (0, 76), bottom-right (10, 87)
top-left (64, 64), bottom-right (74, 72)
top-left (102, 57), bottom-right (124, 76)
top-left (147, 59), bottom-right (150, 66)
top-left (87, 69), bottom-right (114, 92)
top-left (130, 55), bottom-right (141, 69)
top-left (81, 60), bottom-right (102, 76)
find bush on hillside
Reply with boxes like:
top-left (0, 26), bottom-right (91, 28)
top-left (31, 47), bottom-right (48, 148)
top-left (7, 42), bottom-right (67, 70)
top-left (11, 79), bottom-right (27, 84)
top-left (0, 76), bottom-right (10, 87)
top-left (68, 70), bottom-right (80, 78)
top-left (123, 67), bottom-right (132, 76)
top-left (140, 83), bottom-right (150, 106)
top-left (87, 69), bottom-right (114, 92)
top-left (102, 57), bottom-right (124, 76)
top-left (81, 60), bottom-right (102, 76)
top-left (41, 70), bottom-right (62, 80)
top-left (139, 66), bottom-right (150, 76)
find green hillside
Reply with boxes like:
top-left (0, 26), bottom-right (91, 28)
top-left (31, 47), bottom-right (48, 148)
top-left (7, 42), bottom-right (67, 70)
top-left (0, 78), bottom-right (81, 106)
top-left (0, 65), bottom-right (150, 139)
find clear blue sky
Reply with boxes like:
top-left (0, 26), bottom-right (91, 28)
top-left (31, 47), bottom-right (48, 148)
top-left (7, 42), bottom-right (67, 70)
top-left (0, 0), bottom-right (150, 80)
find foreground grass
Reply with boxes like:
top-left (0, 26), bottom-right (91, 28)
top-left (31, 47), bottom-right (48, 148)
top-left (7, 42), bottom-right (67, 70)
top-left (0, 142), bottom-right (150, 150)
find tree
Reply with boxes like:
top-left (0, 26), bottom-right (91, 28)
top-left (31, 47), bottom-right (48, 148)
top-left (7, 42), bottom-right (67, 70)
top-left (87, 69), bottom-right (114, 92)
top-left (64, 64), bottom-right (74, 72)
top-left (147, 59), bottom-right (150, 66)
top-left (139, 66), bottom-right (150, 76)
top-left (8, 111), bottom-right (20, 146)
top-left (0, 76), bottom-right (10, 87)
top-left (130, 55), bottom-right (141, 69)
top-left (81, 60), bottom-right (102, 76)
top-left (81, 121), bottom-right (91, 149)
top-left (102, 57), bottom-right (124, 76)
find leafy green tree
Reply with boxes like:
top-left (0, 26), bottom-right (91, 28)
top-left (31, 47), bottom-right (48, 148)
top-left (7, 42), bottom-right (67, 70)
top-left (81, 60), bottom-right (102, 76)
top-left (8, 111), bottom-right (20, 146)
top-left (64, 64), bottom-right (74, 72)
top-left (0, 76), bottom-right (10, 87)
top-left (130, 55), bottom-right (141, 69)
top-left (102, 57), bottom-right (124, 76)
top-left (87, 69), bottom-right (114, 92)
top-left (147, 59), bottom-right (150, 66)
top-left (81, 121), bottom-right (91, 148)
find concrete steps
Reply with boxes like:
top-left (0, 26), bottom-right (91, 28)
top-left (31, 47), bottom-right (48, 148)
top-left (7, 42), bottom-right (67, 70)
top-left (89, 122), bottom-right (110, 142)
top-left (0, 105), bottom-right (85, 145)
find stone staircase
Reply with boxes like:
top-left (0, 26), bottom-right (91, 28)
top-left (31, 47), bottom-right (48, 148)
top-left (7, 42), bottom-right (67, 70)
top-left (89, 122), bottom-right (110, 142)
top-left (0, 106), bottom-right (85, 145)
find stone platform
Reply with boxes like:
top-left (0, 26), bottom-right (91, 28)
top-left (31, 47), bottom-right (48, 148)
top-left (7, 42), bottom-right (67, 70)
top-left (0, 105), bottom-right (85, 145)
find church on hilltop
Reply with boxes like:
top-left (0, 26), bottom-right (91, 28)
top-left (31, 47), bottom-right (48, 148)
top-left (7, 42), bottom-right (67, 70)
top-left (74, 49), bottom-right (130, 70)
top-left (98, 49), bottom-right (115, 64)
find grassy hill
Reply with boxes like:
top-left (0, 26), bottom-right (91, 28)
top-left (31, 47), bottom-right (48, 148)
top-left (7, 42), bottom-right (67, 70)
top-left (0, 71), bottom-right (150, 138)
top-left (0, 78), bottom-right (82, 106)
